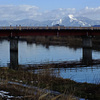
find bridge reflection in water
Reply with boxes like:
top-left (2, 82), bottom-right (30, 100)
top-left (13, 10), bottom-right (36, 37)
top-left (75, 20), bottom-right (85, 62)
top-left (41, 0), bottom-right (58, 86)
top-left (8, 39), bottom-right (96, 69)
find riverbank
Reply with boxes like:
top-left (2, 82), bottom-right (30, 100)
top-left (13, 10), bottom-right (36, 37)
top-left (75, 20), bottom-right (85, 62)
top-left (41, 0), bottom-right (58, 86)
top-left (0, 67), bottom-right (100, 100)
top-left (0, 36), bottom-right (100, 99)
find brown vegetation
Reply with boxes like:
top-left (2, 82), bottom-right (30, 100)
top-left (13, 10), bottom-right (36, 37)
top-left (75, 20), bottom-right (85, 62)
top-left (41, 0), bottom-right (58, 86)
top-left (21, 36), bottom-right (82, 47)
top-left (0, 67), bottom-right (100, 100)
top-left (20, 35), bottom-right (100, 51)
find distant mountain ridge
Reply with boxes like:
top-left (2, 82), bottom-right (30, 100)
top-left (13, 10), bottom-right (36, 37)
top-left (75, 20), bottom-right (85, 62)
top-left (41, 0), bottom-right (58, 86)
top-left (0, 15), bottom-right (100, 27)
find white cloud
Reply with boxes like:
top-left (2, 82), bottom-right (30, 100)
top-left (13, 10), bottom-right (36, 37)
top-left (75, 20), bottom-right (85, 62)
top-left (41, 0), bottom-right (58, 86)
top-left (40, 8), bottom-right (76, 21)
top-left (0, 5), bottom-right (100, 21)
top-left (0, 5), bottom-right (41, 20)
top-left (78, 6), bottom-right (100, 20)
top-left (0, 5), bottom-right (76, 21)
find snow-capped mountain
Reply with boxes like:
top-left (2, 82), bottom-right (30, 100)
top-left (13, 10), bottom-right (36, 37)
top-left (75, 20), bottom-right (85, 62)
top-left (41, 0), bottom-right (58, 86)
top-left (0, 15), bottom-right (100, 26)
top-left (68, 14), bottom-right (88, 26)
top-left (60, 14), bottom-right (100, 26)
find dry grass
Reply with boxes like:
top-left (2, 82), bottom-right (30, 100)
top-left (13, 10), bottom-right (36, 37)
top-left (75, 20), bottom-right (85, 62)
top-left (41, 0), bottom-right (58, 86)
top-left (0, 67), bottom-right (100, 100)
top-left (0, 83), bottom-right (78, 100)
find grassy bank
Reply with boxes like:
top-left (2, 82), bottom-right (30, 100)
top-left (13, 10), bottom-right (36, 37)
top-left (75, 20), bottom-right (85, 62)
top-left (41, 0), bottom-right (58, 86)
top-left (0, 67), bottom-right (100, 100)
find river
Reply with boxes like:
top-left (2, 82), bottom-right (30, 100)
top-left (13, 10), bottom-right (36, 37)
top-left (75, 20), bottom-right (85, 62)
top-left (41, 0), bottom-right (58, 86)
top-left (0, 39), bottom-right (100, 84)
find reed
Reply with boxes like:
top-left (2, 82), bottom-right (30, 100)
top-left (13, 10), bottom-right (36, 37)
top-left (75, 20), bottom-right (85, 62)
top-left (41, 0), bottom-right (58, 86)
top-left (0, 67), bottom-right (100, 100)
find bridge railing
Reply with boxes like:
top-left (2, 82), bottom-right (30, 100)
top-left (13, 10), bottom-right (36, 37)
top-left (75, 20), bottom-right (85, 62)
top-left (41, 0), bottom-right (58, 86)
top-left (0, 26), bottom-right (100, 30)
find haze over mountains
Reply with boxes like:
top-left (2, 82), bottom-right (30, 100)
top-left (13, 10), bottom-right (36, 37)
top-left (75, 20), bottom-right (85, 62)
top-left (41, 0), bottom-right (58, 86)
top-left (0, 14), bottom-right (100, 27)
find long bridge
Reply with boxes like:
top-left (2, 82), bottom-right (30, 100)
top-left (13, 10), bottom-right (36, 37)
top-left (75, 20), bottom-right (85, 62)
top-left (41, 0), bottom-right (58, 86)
top-left (0, 26), bottom-right (100, 37)
top-left (0, 26), bottom-right (100, 68)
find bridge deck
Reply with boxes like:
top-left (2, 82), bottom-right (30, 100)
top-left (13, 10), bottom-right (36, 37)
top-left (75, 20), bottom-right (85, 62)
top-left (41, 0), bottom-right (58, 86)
top-left (0, 26), bottom-right (100, 37)
top-left (0, 26), bottom-right (100, 30)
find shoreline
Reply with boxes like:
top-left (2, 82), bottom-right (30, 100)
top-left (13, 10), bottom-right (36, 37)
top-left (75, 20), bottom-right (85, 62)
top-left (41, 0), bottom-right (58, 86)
top-left (0, 67), bottom-right (100, 100)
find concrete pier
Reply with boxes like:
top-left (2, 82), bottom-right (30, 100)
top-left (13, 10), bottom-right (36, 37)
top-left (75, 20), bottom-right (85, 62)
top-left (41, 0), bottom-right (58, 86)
top-left (10, 39), bottom-right (18, 51)
top-left (10, 51), bottom-right (18, 69)
top-left (82, 37), bottom-right (92, 48)
top-left (10, 39), bottom-right (18, 69)
top-left (82, 48), bottom-right (92, 65)
top-left (82, 36), bottom-right (93, 65)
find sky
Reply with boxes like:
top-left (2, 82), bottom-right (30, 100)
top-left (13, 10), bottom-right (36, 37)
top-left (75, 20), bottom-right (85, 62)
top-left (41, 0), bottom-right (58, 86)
top-left (0, 0), bottom-right (100, 10)
top-left (0, 0), bottom-right (100, 21)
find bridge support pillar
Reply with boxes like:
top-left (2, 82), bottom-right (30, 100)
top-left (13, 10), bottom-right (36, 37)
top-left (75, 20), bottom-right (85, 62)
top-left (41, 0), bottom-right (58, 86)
top-left (82, 36), bottom-right (92, 65)
top-left (10, 39), bottom-right (18, 69)
top-left (82, 48), bottom-right (92, 65)
top-left (10, 39), bottom-right (18, 51)
top-left (82, 36), bottom-right (92, 48)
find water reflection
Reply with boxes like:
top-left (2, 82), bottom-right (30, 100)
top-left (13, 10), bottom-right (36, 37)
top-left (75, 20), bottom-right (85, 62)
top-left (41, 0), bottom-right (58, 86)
top-left (0, 39), bottom-right (100, 83)
top-left (18, 41), bottom-right (82, 65)
top-left (57, 65), bottom-right (100, 84)
top-left (0, 40), bottom-right (100, 66)
top-left (0, 40), bottom-right (9, 67)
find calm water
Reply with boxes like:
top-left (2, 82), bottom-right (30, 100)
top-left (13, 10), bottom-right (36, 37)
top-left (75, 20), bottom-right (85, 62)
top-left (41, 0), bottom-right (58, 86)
top-left (0, 40), bottom-right (100, 83)
top-left (55, 66), bottom-right (100, 84)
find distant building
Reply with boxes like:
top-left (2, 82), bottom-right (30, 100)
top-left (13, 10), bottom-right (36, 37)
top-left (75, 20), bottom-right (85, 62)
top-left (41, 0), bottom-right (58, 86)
top-left (53, 24), bottom-right (64, 27)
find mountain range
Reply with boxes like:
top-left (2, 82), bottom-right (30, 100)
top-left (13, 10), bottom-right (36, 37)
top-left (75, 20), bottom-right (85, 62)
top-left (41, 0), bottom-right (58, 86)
top-left (0, 14), bottom-right (100, 27)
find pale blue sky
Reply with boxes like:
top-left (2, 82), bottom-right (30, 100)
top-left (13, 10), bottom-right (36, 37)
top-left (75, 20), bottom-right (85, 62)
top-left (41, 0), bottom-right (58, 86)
top-left (0, 0), bottom-right (100, 10)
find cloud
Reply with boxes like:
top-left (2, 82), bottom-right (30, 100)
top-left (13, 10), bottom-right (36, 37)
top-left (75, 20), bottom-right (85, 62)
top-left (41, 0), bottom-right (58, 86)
top-left (0, 5), bottom-right (41, 20)
top-left (78, 6), bottom-right (100, 20)
top-left (0, 5), bottom-right (100, 21)
top-left (38, 8), bottom-right (76, 21)
top-left (0, 5), bottom-right (76, 21)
